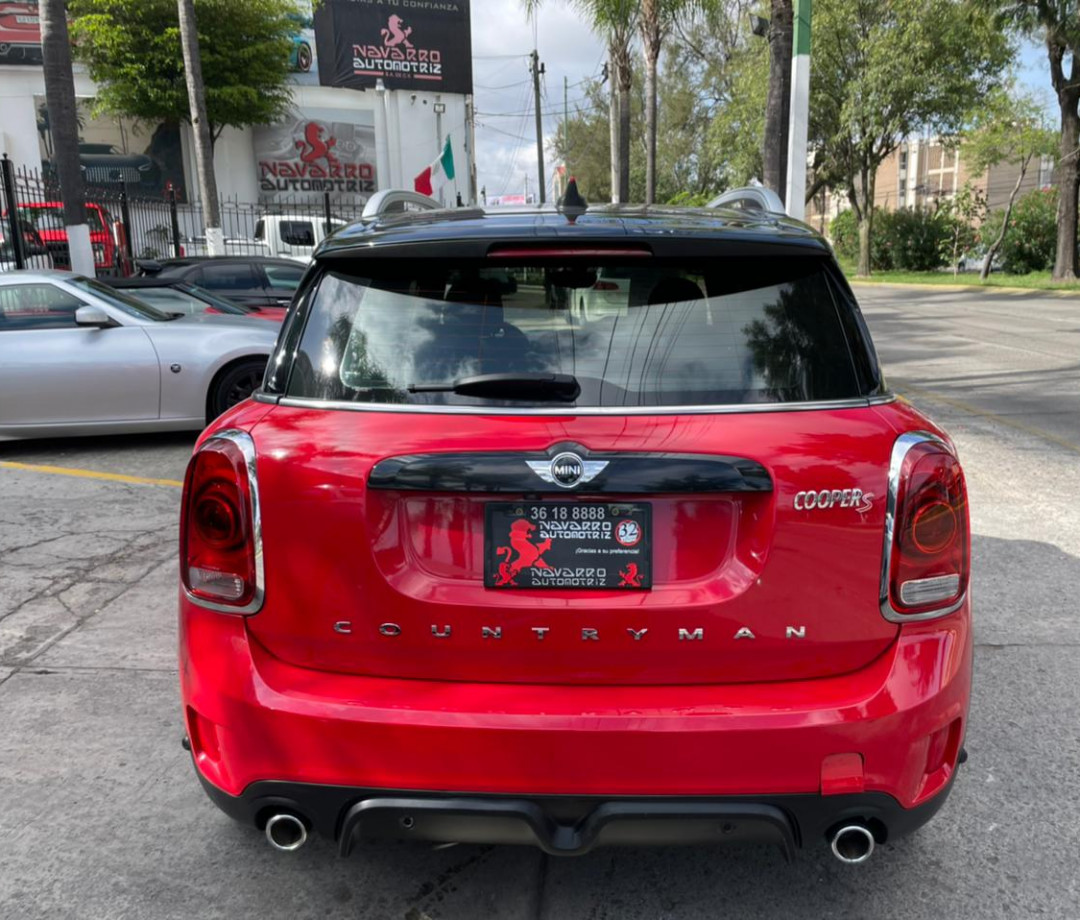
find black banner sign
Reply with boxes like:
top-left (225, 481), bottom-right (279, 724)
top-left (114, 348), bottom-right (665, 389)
top-left (485, 503), bottom-right (652, 590)
top-left (314, 0), bottom-right (473, 95)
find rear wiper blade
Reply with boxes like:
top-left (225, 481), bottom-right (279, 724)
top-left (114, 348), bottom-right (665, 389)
top-left (408, 372), bottom-right (581, 402)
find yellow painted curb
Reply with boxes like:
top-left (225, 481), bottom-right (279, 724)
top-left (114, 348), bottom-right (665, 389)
top-left (0, 460), bottom-right (183, 488)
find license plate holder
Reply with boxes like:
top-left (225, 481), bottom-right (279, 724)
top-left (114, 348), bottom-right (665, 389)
top-left (484, 502), bottom-right (652, 589)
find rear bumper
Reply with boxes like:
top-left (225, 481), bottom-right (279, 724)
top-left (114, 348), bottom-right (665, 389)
top-left (180, 600), bottom-right (971, 853)
top-left (195, 771), bottom-right (959, 859)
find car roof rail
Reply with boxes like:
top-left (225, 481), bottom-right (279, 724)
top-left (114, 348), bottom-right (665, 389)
top-left (361, 189), bottom-right (444, 221)
top-left (707, 182), bottom-right (787, 216)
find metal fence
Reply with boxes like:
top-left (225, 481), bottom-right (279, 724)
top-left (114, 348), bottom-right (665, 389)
top-left (1, 154), bottom-right (369, 277)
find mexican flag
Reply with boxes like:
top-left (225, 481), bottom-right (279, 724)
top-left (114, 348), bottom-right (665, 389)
top-left (414, 136), bottom-right (455, 196)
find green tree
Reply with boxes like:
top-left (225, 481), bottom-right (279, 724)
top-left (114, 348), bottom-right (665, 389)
top-left (640, 0), bottom-right (697, 204)
top-left (962, 84), bottom-right (1058, 279)
top-left (70, 0), bottom-right (296, 146)
top-left (40, 0), bottom-right (93, 274)
top-left (810, 0), bottom-right (1011, 276)
top-left (706, 28), bottom-right (768, 188)
top-left (983, 2), bottom-right (1080, 280)
top-left (551, 40), bottom-right (724, 204)
top-left (938, 182), bottom-right (987, 275)
top-left (980, 187), bottom-right (1058, 273)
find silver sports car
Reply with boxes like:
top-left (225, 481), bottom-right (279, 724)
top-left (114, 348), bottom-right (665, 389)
top-left (0, 270), bottom-right (279, 440)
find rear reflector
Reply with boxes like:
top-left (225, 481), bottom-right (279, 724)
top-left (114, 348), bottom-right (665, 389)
top-left (899, 574), bottom-right (961, 608)
top-left (180, 430), bottom-right (264, 614)
top-left (881, 432), bottom-right (969, 621)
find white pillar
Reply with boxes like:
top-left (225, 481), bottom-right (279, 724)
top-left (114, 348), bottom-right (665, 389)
top-left (66, 223), bottom-right (95, 276)
top-left (785, 0), bottom-right (812, 220)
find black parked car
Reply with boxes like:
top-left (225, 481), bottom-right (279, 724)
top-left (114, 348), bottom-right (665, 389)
top-left (138, 256), bottom-right (306, 309)
top-left (106, 278), bottom-right (285, 323)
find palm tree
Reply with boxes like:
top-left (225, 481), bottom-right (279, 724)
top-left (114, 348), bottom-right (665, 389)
top-left (39, 0), bottom-right (93, 274)
top-left (761, 0), bottom-right (793, 201)
top-left (177, 0), bottom-right (223, 254)
top-left (639, 0), bottom-right (694, 204)
top-left (524, 0), bottom-right (639, 203)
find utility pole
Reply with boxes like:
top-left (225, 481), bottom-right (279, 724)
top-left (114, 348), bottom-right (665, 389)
top-left (785, 0), bottom-right (811, 220)
top-left (178, 0), bottom-right (223, 255)
top-left (530, 49), bottom-right (546, 205)
top-left (39, 0), bottom-right (94, 275)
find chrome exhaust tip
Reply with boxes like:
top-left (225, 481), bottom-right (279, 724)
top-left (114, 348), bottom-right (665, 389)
top-left (830, 824), bottom-right (875, 864)
top-left (265, 813), bottom-right (308, 852)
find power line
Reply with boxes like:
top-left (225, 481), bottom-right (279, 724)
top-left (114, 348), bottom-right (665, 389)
top-left (477, 98), bottom-right (601, 118)
top-left (474, 79), bottom-right (532, 90)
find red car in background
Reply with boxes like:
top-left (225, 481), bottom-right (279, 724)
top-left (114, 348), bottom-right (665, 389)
top-left (16, 201), bottom-right (125, 275)
top-left (179, 185), bottom-right (970, 865)
top-left (0, 2), bottom-right (42, 66)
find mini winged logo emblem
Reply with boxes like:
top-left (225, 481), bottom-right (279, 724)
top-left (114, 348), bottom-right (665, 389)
top-left (525, 452), bottom-right (608, 488)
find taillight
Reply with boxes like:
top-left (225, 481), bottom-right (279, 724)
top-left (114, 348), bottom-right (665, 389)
top-left (881, 432), bottom-right (969, 620)
top-left (180, 430), bottom-right (263, 613)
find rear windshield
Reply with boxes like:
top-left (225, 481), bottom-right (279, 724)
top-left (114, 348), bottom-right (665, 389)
top-left (276, 258), bottom-right (876, 408)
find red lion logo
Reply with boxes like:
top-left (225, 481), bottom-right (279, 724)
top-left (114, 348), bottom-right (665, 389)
top-left (494, 519), bottom-right (552, 586)
top-left (295, 122), bottom-right (339, 169)
top-left (618, 564), bottom-right (643, 587)
top-left (381, 14), bottom-right (413, 49)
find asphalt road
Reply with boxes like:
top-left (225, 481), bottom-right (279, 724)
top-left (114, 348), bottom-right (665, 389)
top-left (1, 283), bottom-right (1079, 919)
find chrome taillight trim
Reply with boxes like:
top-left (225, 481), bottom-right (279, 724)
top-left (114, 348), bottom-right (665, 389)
top-left (879, 430), bottom-right (967, 623)
top-left (181, 428), bottom-right (265, 615)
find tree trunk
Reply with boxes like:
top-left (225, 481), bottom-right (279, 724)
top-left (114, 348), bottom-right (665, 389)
top-left (1053, 100), bottom-right (1080, 280)
top-left (855, 172), bottom-right (875, 278)
top-left (981, 160), bottom-right (1027, 281)
top-left (762, 0), bottom-right (793, 202)
top-left (177, 0), bottom-right (223, 255)
top-left (616, 47), bottom-right (632, 204)
top-left (608, 48), bottom-right (619, 203)
top-left (644, 45), bottom-right (658, 205)
top-left (39, 0), bottom-right (94, 275)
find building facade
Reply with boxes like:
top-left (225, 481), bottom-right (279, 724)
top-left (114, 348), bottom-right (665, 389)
top-left (0, 0), bottom-right (477, 210)
top-left (805, 136), bottom-right (1055, 233)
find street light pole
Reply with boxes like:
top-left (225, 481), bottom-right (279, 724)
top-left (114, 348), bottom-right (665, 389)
top-left (785, 0), bottom-right (811, 220)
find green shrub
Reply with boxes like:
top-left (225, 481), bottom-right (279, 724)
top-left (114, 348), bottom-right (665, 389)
top-left (876, 207), bottom-right (951, 272)
top-left (830, 206), bottom-right (950, 271)
top-left (829, 209), bottom-right (859, 263)
top-left (981, 188), bottom-right (1057, 274)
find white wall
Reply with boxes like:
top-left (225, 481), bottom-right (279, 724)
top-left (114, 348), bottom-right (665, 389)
top-left (381, 89), bottom-right (469, 204)
top-left (0, 67), bottom-right (98, 172)
top-left (0, 65), bottom-right (474, 204)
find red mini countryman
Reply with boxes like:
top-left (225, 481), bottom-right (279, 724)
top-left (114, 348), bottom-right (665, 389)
top-left (179, 184), bottom-right (970, 864)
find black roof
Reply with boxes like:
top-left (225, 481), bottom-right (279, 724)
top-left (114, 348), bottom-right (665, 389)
top-left (155, 255), bottom-right (301, 268)
top-left (107, 277), bottom-right (192, 289)
top-left (315, 204), bottom-right (830, 262)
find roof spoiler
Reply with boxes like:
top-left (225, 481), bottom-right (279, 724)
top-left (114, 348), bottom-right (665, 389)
top-left (707, 182), bottom-right (786, 216)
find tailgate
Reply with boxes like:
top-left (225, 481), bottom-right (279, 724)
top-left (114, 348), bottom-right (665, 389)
top-left (245, 405), bottom-right (899, 685)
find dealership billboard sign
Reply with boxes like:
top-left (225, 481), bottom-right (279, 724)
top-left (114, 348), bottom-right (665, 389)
top-left (254, 111), bottom-right (378, 204)
top-left (314, 0), bottom-right (473, 95)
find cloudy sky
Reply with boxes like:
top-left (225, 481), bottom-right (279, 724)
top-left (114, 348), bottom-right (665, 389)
top-left (466, 1), bottom-right (1053, 204)
top-left (469, 0), bottom-right (606, 202)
